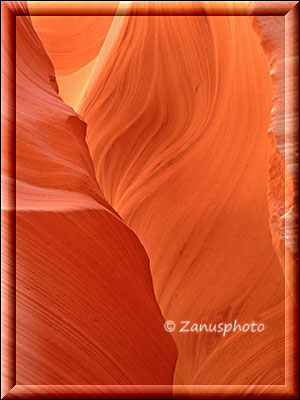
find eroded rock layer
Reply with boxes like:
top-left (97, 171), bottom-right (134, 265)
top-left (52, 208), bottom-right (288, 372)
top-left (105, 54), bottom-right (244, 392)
top-left (249, 1), bottom-right (299, 277)
top-left (3, 2), bottom-right (177, 386)
top-left (79, 6), bottom-right (285, 386)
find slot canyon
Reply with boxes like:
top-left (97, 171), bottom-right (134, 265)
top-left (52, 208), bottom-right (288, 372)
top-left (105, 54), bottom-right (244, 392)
top-left (1, 1), bottom-right (298, 398)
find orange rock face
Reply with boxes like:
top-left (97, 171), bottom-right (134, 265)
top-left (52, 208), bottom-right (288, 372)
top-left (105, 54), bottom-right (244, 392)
top-left (79, 10), bottom-right (286, 386)
top-left (1, 0), bottom-right (298, 397)
top-left (3, 1), bottom-right (177, 387)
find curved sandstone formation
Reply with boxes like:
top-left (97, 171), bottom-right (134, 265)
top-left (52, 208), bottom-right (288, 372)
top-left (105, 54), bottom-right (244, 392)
top-left (28, 1), bottom-right (119, 75)
top-left (248, 3), bottom-right (299, 395)
top-left (3, 1), bottom-right (177, 387)
top-left (28, 2), bottom-right (120, 111)
top-left (79, 2), bottom-right (285, 386)
top-left (249, 1), bottom-right (299, 279)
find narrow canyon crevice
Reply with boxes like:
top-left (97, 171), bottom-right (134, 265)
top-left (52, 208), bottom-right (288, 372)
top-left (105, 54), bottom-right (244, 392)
top-left (2, 1), bottom-right (298, 394)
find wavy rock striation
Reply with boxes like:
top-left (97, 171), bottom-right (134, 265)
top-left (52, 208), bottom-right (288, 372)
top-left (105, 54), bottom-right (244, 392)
top-left (249, 1), bottom-right (299, 278)
top-left (28, 2), bottom-right (120, 111)
top-left (79, 4), bottom-right (285, 386)
top-left (3, 1), bottom-right (177, 386)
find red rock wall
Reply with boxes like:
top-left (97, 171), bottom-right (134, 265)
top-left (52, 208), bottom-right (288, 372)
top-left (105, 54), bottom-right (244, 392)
top-left (3, 1), bottom-right (177, 386)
